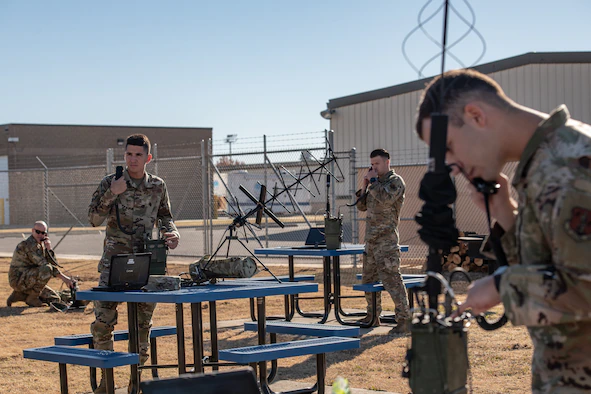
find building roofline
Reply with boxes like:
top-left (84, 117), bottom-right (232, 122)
top-left (0, 122), bottom-right (212, 130)
top-left (326, 51), bottom-right (591, 110)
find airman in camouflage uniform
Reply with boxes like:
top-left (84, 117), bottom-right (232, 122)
top-left (355, 148), bottom-right (410, 332)
top-left (88, 134), bottom-right (179, 393)
top-left (7, 221), bottom-right (75, 307)
top-left (416, 69), bottom-right (591, 393)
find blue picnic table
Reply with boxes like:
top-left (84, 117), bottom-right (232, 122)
top-left (254, 244), bottom-right (409, 327)
top-left (77, 280), bottom-right (318, 393)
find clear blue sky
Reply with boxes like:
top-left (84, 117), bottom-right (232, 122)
top-left (1, 0), bottom-right (589, 151)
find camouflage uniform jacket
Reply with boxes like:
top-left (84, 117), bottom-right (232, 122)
top-left (498, 105), bottom-right (591, 326)
top-left (355, 170), bottom-right (405, 245)
top-left (9, 235), bottom-right (59, 277)
top-left (88, 169), bottom-right (180, 273)
top-left (497, 105), bottom-right (591, 391)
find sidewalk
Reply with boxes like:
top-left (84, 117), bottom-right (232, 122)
top-left (0, 215), bottom-right (324, 236)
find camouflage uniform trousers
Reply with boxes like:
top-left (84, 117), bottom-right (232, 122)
top-left (362, 242), bottom-right (410, 320)
top-left (530, 321), bottom-right (591, 393)
top-left (8, 265), bottom-right (61, 304)
top-left (90, 271), bottom-right (156, 365)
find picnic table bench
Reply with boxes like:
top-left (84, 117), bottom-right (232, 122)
top-left (54, 326), bottom-right (177, 390)
top-left (23, 345), bottom-right (139, 394)
top-left (219, 336), bottom-right (360, 394)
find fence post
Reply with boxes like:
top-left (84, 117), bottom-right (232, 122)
top-left (43, 167), bottom-right (49, 225)
top-left (350, 148), bottom-right (358, 267)
top-left (106, 148), bottom-right (114, 174)
top-left (264, 135), bottom-right (269, 248)
top-left (153, 143), bottom-right (158, 176)
top-left (201, 140), bottom-right (209, 255)
top-left (34, 157), bottom-right (50, 225)
top-left (208, 138), bottom-right (213, 254)
top-left (325, 129), bottom-right (337, 217)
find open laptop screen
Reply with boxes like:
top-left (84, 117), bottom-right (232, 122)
top-left (108, 253), bottom-right (151, 290)
top-left (305, 227), bottom-right (325, 246)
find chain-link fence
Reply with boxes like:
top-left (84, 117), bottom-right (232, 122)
top-left (208, 132), bottom-right (354, 261)
top-left (0, 131), bottom-right (515, 285)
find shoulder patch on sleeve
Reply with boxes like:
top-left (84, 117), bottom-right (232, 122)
top-left (555, 185), bottom-right (591, 270)
top-left (565, 206), bottom-right (591, 241)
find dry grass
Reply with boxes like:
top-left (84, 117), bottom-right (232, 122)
top-left (0, 258), bottom-right (533, 393)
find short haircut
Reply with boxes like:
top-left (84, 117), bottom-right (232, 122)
top-left (415, 69), bottom-right (513, 138)
top-left (370, 149), bottom-right (390, 159)
top-left (34, 220), bottom-right (48, 230)
top-left (126, 134), bottom-right (151, 155)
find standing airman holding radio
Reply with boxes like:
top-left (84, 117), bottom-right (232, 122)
top-left (88, 133), bottom-right (180, 393)
top-left (355, 149), bottom-right (410, 333)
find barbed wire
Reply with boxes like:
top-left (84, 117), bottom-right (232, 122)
top-left (212, 130), bottom-right (326, 155)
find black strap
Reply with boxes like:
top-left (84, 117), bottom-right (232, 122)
top-left (483, 195), bottom-right (508, 269)
top-left (115, 199), bottom-right (136, 235)
top-left (476, 193), bottom-right (508, 330)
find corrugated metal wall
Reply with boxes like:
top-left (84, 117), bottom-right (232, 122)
top-left (333, 61), bottom-right (591, 270)
top-left (331, 90), bottom-right (427, 167)
top-left (331, 62), bottom-right (591, 167)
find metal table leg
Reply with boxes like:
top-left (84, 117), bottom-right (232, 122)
top-left (59, 363), bottom-right (68, 394)
top-left (175, 303), bottom-right (186, 374)
top-left (191, 302), bottom-right (204, 373)
top-left (105, 368), bottom-right (115, 394)
top-left (285, 256), bottom-right (295, 321)
top-left (256, 297), bottom-right (270, 392)
top-left (332, 256), bottom-right (376, 328)
top-left (317, 256), bottom-right (332, 324)
top-left (209, 301), bottom-right (219, 371)
top-left (89, 342), bottom-right (98, 391)
top-left (333, 255), bottom-right (366, 318)
top-left (294, 255), bottom-right (327, 320)
top-left (127, 302), bottom-right (140, 394)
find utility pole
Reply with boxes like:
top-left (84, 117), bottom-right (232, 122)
top-left (225, 134), bottom-right (237, 156)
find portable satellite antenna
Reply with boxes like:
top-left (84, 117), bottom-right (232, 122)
top-left (206, 138), bottom-right (345, 281)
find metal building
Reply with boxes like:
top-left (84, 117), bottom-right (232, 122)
top-left (321, 51), bottom-right (591, 265)
top-left (0, 124), bottom-right (212, 226)
top-left (322, 51), bottom-right (591, 166)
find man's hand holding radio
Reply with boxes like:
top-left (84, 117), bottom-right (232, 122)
top-left (42, 237), bottom-right (52, 251)
top-left (468, 173), bottom-right (517, 231)
top-left (364, 167), bottom-right (378, 187)
top-left (110, 177), bottom-right (127, 195)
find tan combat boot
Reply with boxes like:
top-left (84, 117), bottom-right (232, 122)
top-left (25, 294), bottom-right (46, 307)
top-left (358, 314), bottom-right (381, 327)
top-left (6, 291), bottom-right (27, 306)
top-left (358, 308), bottom-right (382, 327)
top-left (93, 369), bottom-right (107, 394)
top-left (389, 318), bottom-right (410, 335)
top-left (128, 370), bottom-right (142, 394)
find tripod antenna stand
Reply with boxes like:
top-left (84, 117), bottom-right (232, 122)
top-left (206, 147), bottom-right (345, 282)
top-left (204, 181), bottom-right (284, 281)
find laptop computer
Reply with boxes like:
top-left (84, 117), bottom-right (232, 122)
top-left (292, 227), bottom-right (326, 249)
top-left (92, 253), bottom-right (152, 292)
